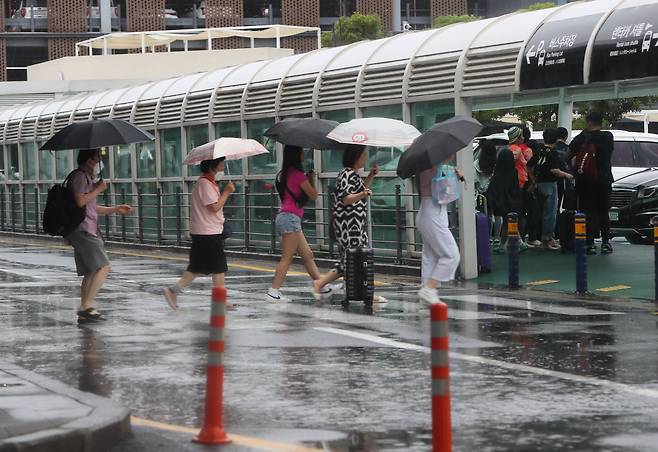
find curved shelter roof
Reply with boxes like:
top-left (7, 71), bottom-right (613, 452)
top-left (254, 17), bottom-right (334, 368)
top-left (3, 0), bottom-right (658, 142)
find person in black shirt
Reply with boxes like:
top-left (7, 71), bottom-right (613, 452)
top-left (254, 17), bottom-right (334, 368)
top-left (529, 128), bottom-right (574, 250)
top-left (565, 112), bottom-right (614, 255)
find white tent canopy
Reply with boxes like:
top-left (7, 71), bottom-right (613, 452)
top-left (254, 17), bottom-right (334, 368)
top-left (75, 25), bottom-right (321, 54)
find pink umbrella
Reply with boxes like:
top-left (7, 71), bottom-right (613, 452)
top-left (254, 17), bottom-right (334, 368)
top-left (183, 137), bottom-right (268, 165)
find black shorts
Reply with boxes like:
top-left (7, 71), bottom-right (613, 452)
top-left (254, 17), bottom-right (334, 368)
top-left (187, 234), bottom-right (228, 275)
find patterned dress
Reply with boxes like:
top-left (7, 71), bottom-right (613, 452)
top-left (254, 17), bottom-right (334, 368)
top-left (332, 168), bottom-right (369, 275)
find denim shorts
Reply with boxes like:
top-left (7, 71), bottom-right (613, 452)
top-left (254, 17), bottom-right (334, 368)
top-left (275, 212), bottom-right (302, 236)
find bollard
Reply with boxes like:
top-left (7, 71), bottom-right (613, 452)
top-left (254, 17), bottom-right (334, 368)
top-left (651, 216), bottom-right (658, 315)
top-left (395, 184), bottom-right (403, 264)
top-left (194, 286), bottom-right (231, 445)
top-left (430, 302), bottom-right (451, 452)
top-left (575, 213), bottom-right (587, 294)
top-left (507, 212), bottom-right (519, 289)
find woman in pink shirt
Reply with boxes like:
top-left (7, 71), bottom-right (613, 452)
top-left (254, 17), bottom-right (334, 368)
top-left (163, 157), bottom-right (235, 309)
top-left (267, 145), bottom-right (322, 302)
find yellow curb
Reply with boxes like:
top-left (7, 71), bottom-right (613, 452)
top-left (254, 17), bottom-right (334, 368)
top-left (526, 279), bottom-right (559, 286)
top-left (130, 416), bottom-right (323, 452)
top-left (595, 285), bottom-right (632, 293)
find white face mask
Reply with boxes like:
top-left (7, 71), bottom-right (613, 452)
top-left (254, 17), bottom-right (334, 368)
top-left (214, 170), bottom-right (225, 180)
top-left (92, 161), bottom-right (104, 177)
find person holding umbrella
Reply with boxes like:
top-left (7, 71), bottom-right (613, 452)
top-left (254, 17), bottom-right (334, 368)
top-left (312, 144), bottom-right (379, 298)
top-left (267, 145), bottom-right (324, 302)
top-left (67, 149), bottom-right (133, 323)
top-left (163, 157), bottom-right (235, 310)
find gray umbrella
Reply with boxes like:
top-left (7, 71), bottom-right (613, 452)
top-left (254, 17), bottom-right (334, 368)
top-left (264, 118), bottom-right (345, 149)
top-left (396, 116), bottom-right (483, 179)
top-left (40, 119), bottom-right (154, 151)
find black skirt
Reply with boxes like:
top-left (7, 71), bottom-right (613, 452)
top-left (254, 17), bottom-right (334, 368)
top-left (187, 234), bottom-right (228, 275)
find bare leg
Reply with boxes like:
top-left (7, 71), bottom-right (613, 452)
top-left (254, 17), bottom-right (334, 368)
top-left (211, 273), bottom-right (224, 287)
top-left (81, 264), bottom-right (110, 311)
top-left (425, 277), bottom-right (440, 290)
top-left (176, 271), bottom-right (198, 290)
top-left (79, 275), bottom-right (92, 310)
top-left (271, 232), bottom-right (301, 289)
top-left (296, 233), bottom-right (320, 280)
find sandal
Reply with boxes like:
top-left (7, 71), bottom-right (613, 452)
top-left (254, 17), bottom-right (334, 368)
top-left (77, 308), bottom-right (105, 324)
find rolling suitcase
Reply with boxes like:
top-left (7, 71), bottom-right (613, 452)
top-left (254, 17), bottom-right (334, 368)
top-left (475, 194), bottom-right (492, 273)
top-left (344, 247), bottom-right (374, 306)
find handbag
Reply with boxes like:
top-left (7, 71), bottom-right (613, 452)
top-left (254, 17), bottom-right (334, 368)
top-left (431, 164), bottom-right (461, 205)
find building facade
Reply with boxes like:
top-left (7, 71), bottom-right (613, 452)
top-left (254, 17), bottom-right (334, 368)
top-left (1, 0), bottom-right (467, 81)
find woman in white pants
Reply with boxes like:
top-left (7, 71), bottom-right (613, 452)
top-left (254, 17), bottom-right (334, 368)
top-left (416, 166), bottom-right (461, 304)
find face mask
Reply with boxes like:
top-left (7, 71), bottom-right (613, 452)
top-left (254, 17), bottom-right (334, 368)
top-left (214, 170), bottom-right (225, 180)
top-left (92, 161), bottom-right (104, 178)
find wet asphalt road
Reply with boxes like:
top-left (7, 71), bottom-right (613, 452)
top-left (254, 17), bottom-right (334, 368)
top-left (0, 238), bottom-right (657, 451)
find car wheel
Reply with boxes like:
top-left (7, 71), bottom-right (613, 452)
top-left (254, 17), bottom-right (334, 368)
top-left (624, 234), bottom-right (652, 245)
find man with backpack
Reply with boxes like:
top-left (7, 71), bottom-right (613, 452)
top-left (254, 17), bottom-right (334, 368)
top-left (528, 128), bottom-right (575, 250)
top-left (67, 149), bottom-right (132, 323)
top-left (566, 112), bottom-right (614, 255)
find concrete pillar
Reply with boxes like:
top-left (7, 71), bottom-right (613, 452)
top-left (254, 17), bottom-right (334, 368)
top-left (557, 88), bottom-right (574, 139)
top-left (454, 96), bottom-right (478, 280)
top-left (392, 0), bottom-right (401, 32)
top-left (100, 0), bottom-right (111, 33)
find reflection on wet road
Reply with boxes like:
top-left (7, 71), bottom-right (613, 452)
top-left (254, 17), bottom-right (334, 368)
top-left (0, 241), bottom-right (657, 451)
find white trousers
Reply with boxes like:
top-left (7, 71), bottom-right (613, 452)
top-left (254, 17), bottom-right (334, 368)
top-left (416, 198), bottom-right (461, 285)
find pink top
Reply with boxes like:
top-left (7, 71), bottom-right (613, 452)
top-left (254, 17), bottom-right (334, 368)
top-left (510, 143), bottom-right (531, 188)
top-left (68, 168), bottom-right (100, 237)
top-left (189, 176), bottom-right (225, 235)
top-left (280, 167), bottom-right (307, 218)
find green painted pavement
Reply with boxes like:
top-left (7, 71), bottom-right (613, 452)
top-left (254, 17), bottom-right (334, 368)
top-left (477, 242), bottom-right (655, 300)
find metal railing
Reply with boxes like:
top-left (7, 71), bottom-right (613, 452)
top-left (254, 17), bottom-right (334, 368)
top-left (0, 183), bottom-right (462, 267)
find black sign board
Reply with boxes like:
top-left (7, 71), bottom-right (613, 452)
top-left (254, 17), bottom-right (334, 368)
top-left (520, 14), bottom-right (602, 90)
top-left (590, 4), bottom-right (658, 82)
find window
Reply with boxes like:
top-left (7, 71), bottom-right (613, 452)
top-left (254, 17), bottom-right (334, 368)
top-left (160, 128), bottom-right (182, 177)
top-left (320, 0), bottom-right (356, 16)
top-left (634, 141), bottom-right (658, 167)
top-left (403, 0), bottom-right (430, 16)
top-left (22, 142), bottom-right (35, 180)
top-left (186, 125), bottom-right (208, 177)
top-left (610, 141), bottom-right (636, 167)
top-left (215, 121), bottom-right (243, 175)
top-left (320, 109), bottom-right (355, 173)
top-left (411, 101), bottom-right (454, 132)
top-left (246, 118), bottom-right (277, 175)
top-left (55, 149), bottom-right (72, 179)
top-left (136, 135), bottom-right (156, 178)
top-left (245, 0), bottom-right (281, 18)
top-left (113, 144), bottom-right (131, 179)
top-left (8, 144), bottom-right (20, 180)
top-left (38, 145), bottom-right (53, 180)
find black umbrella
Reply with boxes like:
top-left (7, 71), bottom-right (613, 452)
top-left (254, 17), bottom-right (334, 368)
top-left (40, 119), bottom-right (154, 151)
top-left (396, 116), bottom-right (483, 179)
top-left (264, 118), bottom-right (345, 150)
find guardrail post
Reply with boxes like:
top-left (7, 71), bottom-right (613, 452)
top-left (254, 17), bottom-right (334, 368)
top-left (121, 189), bottom-right (127, 242)
top-left (0, 186), bottom-right (5, 231)
top-left (243, 185), bottom-right (250, 250)
top-left (34, 187), bottom-right (39, 234)
top-left (194, 286), bottom-right (231, 445)
top-left (176, 187), bottom-right (182, 246)
top-left (156, 187), bottom-right (162, 245)
top-left (654, 216), bottom-right (658, 314)
top-left (269, 185), bottom-right (276, 254)
top-left (575, 213), bottom-right (587, 294)
top-left (395, 184), bottom-right (403, 264)
top-left (507, 212), bottom-right (519, 289)
top-left (328, 185), bottom-right (335, 258)
top-left (431, 302), bottom-right (451, 452)
top-left (11, 186), bottom-right (16, 233)
top-left (21, 186), bottom-right (27, 232)
top-left (137, 190), bottom-right (144, 243)
top-left (104, 189), bottom-right (110, 240)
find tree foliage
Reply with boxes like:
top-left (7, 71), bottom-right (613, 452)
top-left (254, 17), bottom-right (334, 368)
top-left (321, 13), bottom-right (384, 47)
top-left (433, 14), bottom-right (481, 29)
top-left (517, 2), bottom-right (556, 13)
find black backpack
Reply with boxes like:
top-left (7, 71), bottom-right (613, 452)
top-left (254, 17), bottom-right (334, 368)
top-left (43, 170), bottom-right (86, 237)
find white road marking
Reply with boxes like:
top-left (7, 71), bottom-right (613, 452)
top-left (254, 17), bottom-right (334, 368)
top-left (316, 326), bottom-right (658, 399)
top-left (445, 294), bottom-right (624, 316)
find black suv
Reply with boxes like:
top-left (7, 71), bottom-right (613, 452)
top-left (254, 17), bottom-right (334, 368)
top-left (610, 168), bottom-right (658, 244)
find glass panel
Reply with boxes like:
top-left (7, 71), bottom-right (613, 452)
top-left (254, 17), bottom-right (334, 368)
top-left (410, 101), bottom-right (454, 132)
top-left (186, 125), bottom-right (209, 177)
top-left (610, 142), bottom-right (636, 167)
top-left (635, 142), bottom-right (658, 167)
top-left (136, 134), bottom-right (156, 178)
top-left (137, 182), bottom-right (158, 241)
top-left (38, 145), bottom-right (54, 180)
top-left (161, 181), bottom-right (183, 241)
top-left (56, 149), bottom-right (72, 179)
top-left (215, 121), bottom-right (243, 175)
top-left (369, 176), bottom-right (407, 250)
top-left (222, 180), bottom-right (244, 247)
top-left (246, 118), bottom-right (277, 175)
top-left (0, 146), bottom-right (5, 181)
top-left (22, 143), bottom-right (36, 180)
top-left (114, 182), bottom-right (137, 240)
top-left (113, 144), bottom-right (131, 179)
top-left (247, 179), bottom-right (276, 245)
top-left (160, 128), bottom-right (182, 177)
top-left (24, 184), bottom-right (38, 231)
top-left (320, 109), bottom-right (355, 173)
top-left (8, 144), bottom-right (19, 180)
top-left (245, 0), bottom-right (281, 18)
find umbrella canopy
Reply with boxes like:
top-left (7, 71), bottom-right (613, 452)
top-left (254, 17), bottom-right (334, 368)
top-left (183, 137), bottom-right (268, 165)
top-left (396, 116), bottom-right (483, 179)
top-left (326, 117), bottom-right (421, 148)
top-left (264, 118), bottom-right (344, 149)
top-left (40, 119), bottom-right (154, 151)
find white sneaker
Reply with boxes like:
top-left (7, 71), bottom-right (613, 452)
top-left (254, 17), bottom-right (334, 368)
top-left (527, 240), bottom-right (542, 247)
top-left (266, 288), bottom-right (290, 303)
top-left (418, 287), bottom-right (440, 305)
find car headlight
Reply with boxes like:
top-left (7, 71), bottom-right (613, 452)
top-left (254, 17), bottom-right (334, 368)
top-left (638, 186), bottom-right (658, 199)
